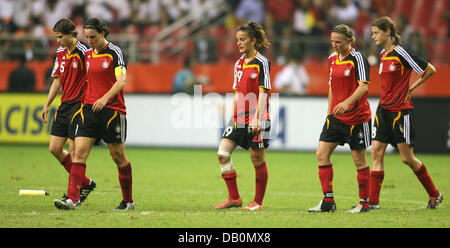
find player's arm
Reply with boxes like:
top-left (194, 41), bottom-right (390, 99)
top-left (333, 81), bottom-right (368, 116)
top-left (251, 87), bottom-right (268, 134)
top-left (327, 85), bottom-right (332, 115)
top-left (405, 62), bottom-right (436, 102)
top-left (41, 76), bottom-right (61, 123)
top-left (92, 66), bottom-right (127, 112)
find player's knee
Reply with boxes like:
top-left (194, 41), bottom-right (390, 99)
top-left (316, 150), bottom-right (329, 164)
top-left (110, 150), bottom-right (126, 166)
top-left (250, 154), bottom-right (264, 166)
top-left (48, 144), bottom-right (62, 157)
top-left (352, 155), bottom-right (366, 168)
top-left (217, 150), bottom-right (231, 164)
top-left (401, 156), bottom-right (414, 167)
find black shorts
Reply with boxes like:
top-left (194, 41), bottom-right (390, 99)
top-left (373, 105), bottom-right (415, 147)
top-left (222, 120), bottom-right (270, 150)
top-left (75, 104), bottom-right (127, 143)
top-left (50, 102), bottom-right (83, 139)
top-left (319, 115), bottom-right (371, 150)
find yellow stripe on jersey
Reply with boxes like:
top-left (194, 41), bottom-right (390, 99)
top-left (350, 125), bottom-right (355, 136)
top-left (114, 66), bottom-right (127, 77)
top-left (107, 110), bottom-right (118, 129)
top-left (92, 52), bottom-right (113, 60)
top-left (375, 113), bottom-right (379, 127)
top-left (242, 64), bottom-right (260, 73)
top-left (335, 58), bottom-right (355, 68)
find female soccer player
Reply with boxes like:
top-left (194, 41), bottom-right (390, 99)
top-left (370, 16), bottom-right (442, 209)
top-left (54, 18), bottom-right (134, 211)
top-left (215, 21), bottom-right (271, 211)
top-left (308, 24), bottom-right (372, 213)
top-left (43, 18), bottom-right (95, 205)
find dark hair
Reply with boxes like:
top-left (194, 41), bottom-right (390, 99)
top-left (237, 21), bottom-right (271, 49)
top-left (372, 16), bottom-right (402, 45)
top-left (84, 18), bottom-right (110, 38)
top-left (331, 24), bottom-right (355, 44)
top-left (53, 18), bottom-right (77, 37)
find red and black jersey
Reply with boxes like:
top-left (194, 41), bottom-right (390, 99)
top-left (328, 48), bottom-right (371, 125)
top-left (84, 42), bottom-right (127, 115)
top-left (51, 41), bottom-right (89, 104)
top-left (232, 52), bottom-right (271, 124)
top-left (378, 45), bottom-right (429, 111)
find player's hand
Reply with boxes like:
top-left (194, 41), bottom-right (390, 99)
top-left (41, 106), bottom-right (48, 123)
top-left (92, 97), bottom-right (108, 112)
top-left (404, 89), bottom-right (412, 103)
top-left (250, 118), bottom-right (261, 134)
top-left (333, 101), bottom-right (350, 116)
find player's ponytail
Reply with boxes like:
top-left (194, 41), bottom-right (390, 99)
top-left (372, 16), bottom-right (402, 45)
top-left (53, 18), bottom-right (77, 38)
top-left (238, 21), bottom-right (271, 49)
top-left (84, 18), bottom-right (110, 39)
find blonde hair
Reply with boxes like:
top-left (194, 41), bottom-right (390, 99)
top-left (331, 24), bottom-right (356, 44)
top-left (237, 21), bottom-right (271, 49)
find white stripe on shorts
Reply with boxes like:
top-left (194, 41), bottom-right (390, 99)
top-left (404, 114), bottom-right (410, 145)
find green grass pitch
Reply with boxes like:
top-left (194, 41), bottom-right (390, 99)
top-left (0, 144), bottom-right (448, 228)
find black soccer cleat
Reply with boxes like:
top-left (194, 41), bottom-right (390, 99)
top-left (79, 180), bottom-right (96, 204)
top-left (308, 200), bottom-right (337, 212)
top-left (427, 191), bottom-right (443, 209)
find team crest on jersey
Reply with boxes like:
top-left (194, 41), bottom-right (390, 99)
top-left (389, 64), bottom-right (396, 71)
top-left (344, 68), bottom-right (351, 77)
top-left (102, 60), bottom-right (109, 69)
top-left (72, 61), bottom-right (78, 68)
top-left (250, 72), bottom-right (258, 79)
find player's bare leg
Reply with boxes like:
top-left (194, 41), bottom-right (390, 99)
top-left (215, 138), bottom-right (242, 209)
top-left (49, 135), bottom-right (70, 163)
top-left (397, 143), bottom-right (442, 209)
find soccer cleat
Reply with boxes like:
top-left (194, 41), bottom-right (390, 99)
top-left (215, 197), bottom-right (242, 209)
top-left (346, 203), bottom-right (369, 213)
top-left (308, 200), bottom-right (336, 212)
top-left (54, 197), bottom-right (77, 210)
top-left (427, 191), bottom-right (443, 209)
top-left (79, 180), bottom-right (96, 204)
top-left (369, 202), bottom-right (380, 210)
top-left (114, 200), bottom-right (135, 211)
top-left (242, 201), bottom-right (264, 211)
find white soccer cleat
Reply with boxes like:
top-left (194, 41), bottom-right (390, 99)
top-left (345, 203), bottom-right (369, 213)
top-left (242, 201), bottom-right (264, 211)
top-left (54, 198), bottom-right (77, 210)
top-left (308, 200), bottom-right (336, 212)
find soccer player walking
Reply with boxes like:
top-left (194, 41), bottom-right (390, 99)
top-left (215, 21), bottom-right (271, 211)
top-left (43, 18), bottom-right (96, 206)
top-left (308, 24), bottom-right (372, 213)
top-left (369, 16), bottom-right (442, 209)
top-left (54, 18), bottom-right (134, 211)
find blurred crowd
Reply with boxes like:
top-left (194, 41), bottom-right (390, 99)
top-left (1, 0), bottom-right (447, 65)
